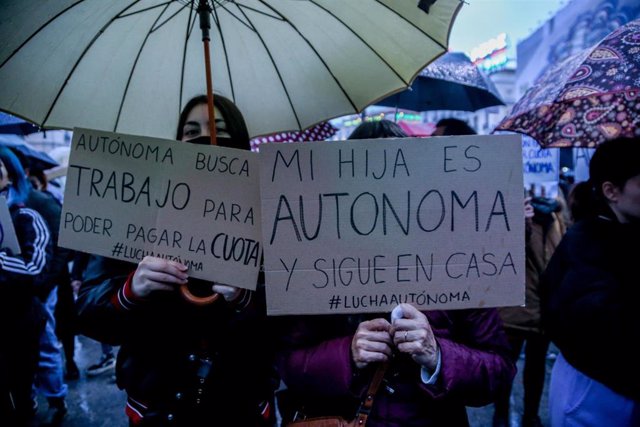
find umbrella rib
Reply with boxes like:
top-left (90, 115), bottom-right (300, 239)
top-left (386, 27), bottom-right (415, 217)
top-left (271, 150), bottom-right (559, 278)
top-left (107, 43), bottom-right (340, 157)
top-left (179, 2), bottom-right (197, 117)
top-left (254, 0), bottom-right (359, 112)
top-left (211, 0), bottom-right (256, 32)
top-left (150, 2), bottom-right (191, 33)
top-left (306, 0), bottom-right (409, 85)
top-left (41, 0), bottom-right (146, 127)
top-left (232, 3), bottom-right (284, 21)
top-left (233, 4), bottom-right (302, 129)
top-left (211, 4), bottom-right (236, 103)
top-left (372, 0), bottom-right (447, 50)
top-left (188, 5), bottom-right (198, 39)
top-left (0, 0), bottom-right (87, 69)
top-left (118, 1), bottom-right (173, 19)
top-left (114, 3), bottom-right (174, 131)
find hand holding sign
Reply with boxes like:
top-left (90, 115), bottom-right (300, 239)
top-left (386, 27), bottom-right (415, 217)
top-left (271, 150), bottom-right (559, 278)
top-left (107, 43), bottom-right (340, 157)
top-left (351, 318), bottom-right (393, 370)
top-left (211, 283), bottom-right (242, 302)
top-left (131, 256), bottom-right (188, 298)
top-left (390, 304), bottom-right (439, 371)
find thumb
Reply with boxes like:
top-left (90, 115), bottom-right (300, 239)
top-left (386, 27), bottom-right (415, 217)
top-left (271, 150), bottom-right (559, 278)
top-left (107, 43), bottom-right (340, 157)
top-left (395, 303), bottom-right (422, 319)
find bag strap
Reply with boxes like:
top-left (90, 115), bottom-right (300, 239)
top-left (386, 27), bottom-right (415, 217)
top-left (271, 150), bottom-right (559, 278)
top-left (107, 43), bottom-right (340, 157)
top-left (353, 362), bottom-right (389, 426)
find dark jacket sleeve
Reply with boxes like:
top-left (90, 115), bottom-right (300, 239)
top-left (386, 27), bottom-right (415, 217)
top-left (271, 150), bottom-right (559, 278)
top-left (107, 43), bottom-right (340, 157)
top-left (429, 309), bottom-right (515, 406)
top-left (70, 251), bottom-right (91, 281)
top-left (1, 207), bottom-right (50, 285)
top-left (75, 256), bottom-right (138, 345)
top-left (25, 190), bottom-right (72, 298)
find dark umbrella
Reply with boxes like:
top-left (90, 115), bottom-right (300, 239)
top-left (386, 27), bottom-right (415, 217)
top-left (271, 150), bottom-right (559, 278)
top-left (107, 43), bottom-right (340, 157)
top-left (0, 112), bottom-right (39, 135)
top-left (375, 52), bottom-right (505, 112)
top-left (496, 19), bottom-right (640, 148)
top-left (0, 134), bottom-right (58, 170)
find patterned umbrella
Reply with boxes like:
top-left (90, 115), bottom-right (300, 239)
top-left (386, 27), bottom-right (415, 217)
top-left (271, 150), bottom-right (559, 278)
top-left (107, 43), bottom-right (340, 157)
top-left (250, 121), bottom-right (337, 151)
top-left (497, 19), bottom-right (640, 148)
top-left (375, 52), bottom-right (504, 112)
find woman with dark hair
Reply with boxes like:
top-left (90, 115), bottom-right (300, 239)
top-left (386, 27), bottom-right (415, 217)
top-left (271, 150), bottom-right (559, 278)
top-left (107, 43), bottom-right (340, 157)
top-left (432, 118), bottom-right (476, 136)
top-left (76, 94), bottom-right (276, 426)
top-left (275, 121), bottom-right (515, 426)
top-left (0, 147), bottom-right (52, 426)
top-left (541, 137), bottom-right (640, 426)
top-left (347, 120), bottom-right (407, 140)
top-left (567, 180), bottom-right (598, 223)
top-left (176, 94), bottom-right (250, 150)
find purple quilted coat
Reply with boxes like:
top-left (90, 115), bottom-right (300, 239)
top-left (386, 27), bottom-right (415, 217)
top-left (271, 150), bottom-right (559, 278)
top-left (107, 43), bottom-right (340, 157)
top-left (277, 309), bottom-right (515, 427)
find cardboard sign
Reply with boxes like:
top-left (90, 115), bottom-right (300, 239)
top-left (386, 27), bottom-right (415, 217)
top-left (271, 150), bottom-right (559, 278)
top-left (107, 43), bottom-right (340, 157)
top-left (260, 135), bottom-right (525, 315)
top-left (573, 147), bottom-right (595, 183)
top-left (59, 128), bottom-right (262, 290)
top-left (0, 197), bottom-right (21, 254)
top-left (522, 136), bottom-right (560, 198)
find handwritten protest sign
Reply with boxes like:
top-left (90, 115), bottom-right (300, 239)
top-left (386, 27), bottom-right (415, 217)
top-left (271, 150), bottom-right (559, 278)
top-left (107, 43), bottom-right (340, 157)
top-left (573, 147), bottom-right (595, 183)
top-left (260, 135), bottom-right (525, 315)
top-left (522, 136), bottom-right (559, 198)
top-left (0, 197), bottom-right (20, 254)
top-left (59, 128), bottom-right (261, 290)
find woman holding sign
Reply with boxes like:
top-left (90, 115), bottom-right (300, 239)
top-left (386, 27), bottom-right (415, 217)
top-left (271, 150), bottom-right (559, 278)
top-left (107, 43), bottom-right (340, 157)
top-left (0, 147), bottom-right (52, 426)
top-left (275, 121), bottom-right (516, 426)
top-left (76, 95), bottom-right (276, 426)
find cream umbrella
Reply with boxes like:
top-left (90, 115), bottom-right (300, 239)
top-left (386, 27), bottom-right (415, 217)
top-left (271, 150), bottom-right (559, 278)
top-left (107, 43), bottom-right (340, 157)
top-left (0, 0), bottom-right (463, 140)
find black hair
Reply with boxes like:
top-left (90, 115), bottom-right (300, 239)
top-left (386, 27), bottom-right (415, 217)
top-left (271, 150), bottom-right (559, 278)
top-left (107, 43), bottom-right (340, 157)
top-left (0, 146), bottom-right (30, 205)
top-left (589, 136), bottom-right (640, 200)
top-left (435, 118), bottom-right (476, 136)
top-left (176, 94), bottom-right (250, 151)
top-left (347, 120), bottom-right (408, 140)
top-left (568, 181), bottom-right (597, 222)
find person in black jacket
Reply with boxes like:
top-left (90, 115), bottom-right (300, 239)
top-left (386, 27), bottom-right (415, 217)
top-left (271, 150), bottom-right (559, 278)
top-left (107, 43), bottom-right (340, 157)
top-left (0, 147), bottom-right (52, 426)
top-left (21, 165), bottom-right (71, 419)
top-left (76, 95), bottom-right (276, 426)
top-left (26, 167), bottom-right (80, 381)
top-left (541, 136), bottom-right (640, 426)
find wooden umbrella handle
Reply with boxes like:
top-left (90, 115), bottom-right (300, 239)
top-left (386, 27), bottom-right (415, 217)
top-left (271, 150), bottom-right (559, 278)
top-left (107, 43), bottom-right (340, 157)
top-left (180, 282), bottom-right (220, 306)
top-left (198, 0), bottom-right (217, 146)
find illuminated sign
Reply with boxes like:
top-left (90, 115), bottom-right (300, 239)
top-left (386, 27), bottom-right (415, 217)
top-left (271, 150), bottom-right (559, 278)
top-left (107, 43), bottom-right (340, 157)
top-left (470, 33), bottom-right (508, 74)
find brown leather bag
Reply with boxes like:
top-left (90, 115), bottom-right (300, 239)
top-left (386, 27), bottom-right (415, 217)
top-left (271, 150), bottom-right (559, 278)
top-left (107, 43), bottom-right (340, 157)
top-left (286, 363), bottom-right (388, 427)
top-left (287, 417), bottom-right (354, 427)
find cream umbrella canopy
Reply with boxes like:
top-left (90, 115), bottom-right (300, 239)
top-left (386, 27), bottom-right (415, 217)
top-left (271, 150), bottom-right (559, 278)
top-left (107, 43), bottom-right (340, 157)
top-left (0, 0), bottom-right (463, 140)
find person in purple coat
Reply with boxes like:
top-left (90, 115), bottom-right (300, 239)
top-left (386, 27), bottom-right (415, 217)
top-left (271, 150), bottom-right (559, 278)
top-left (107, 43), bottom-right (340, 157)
top-left (277, 303), bottom-right (515, 427)
top-left (275, 121), bottom-right (516, 427)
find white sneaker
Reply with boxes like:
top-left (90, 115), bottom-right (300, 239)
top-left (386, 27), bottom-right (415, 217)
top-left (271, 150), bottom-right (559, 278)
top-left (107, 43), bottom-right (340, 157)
top-left (86, 354), bottom-right (116, 376)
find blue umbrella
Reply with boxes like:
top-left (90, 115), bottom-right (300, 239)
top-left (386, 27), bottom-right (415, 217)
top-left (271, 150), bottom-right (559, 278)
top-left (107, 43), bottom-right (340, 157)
top-left (0, 112), bottom-right (39, 135)
top-left (0, 134), bottom-right (58, 170)
top-left (375, 52), bottom-right (505, 112)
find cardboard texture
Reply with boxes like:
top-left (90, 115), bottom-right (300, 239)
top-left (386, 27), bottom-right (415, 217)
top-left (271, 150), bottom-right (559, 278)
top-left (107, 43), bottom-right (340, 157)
top-left (0, 196), bottom-right (21, 254)
top-left (59, 128), bottom-right (261, 290)
top-left (260, 135), bottom-right (525, 315)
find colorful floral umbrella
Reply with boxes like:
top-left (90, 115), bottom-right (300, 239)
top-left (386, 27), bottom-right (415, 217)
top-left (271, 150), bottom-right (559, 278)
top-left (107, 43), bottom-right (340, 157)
top-left (496, 19), bottom-right (640, 148)
top-left (250, 121), bottom-right (337, 151)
